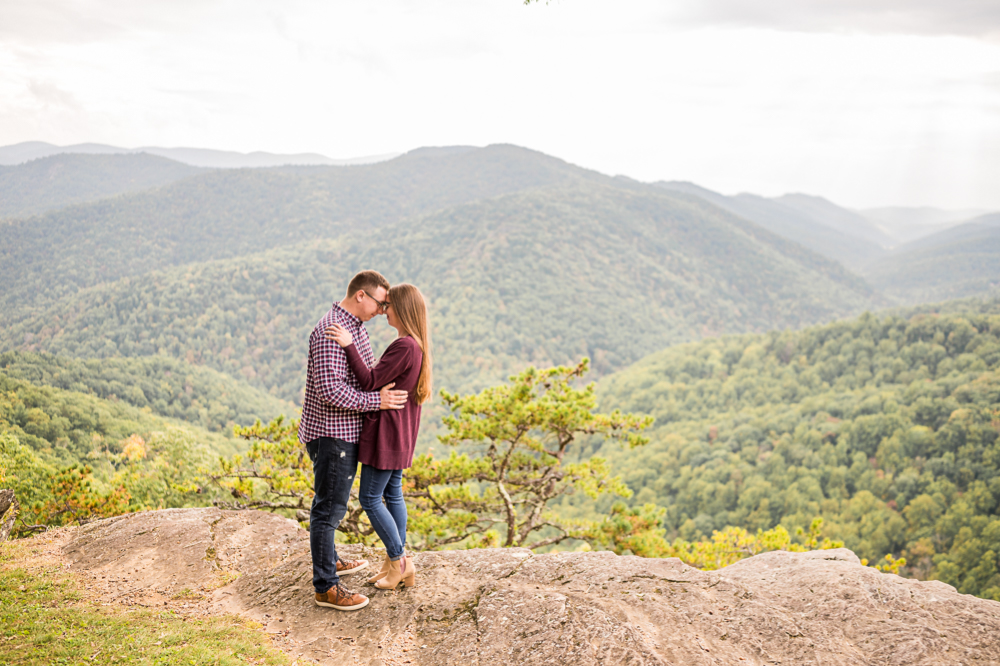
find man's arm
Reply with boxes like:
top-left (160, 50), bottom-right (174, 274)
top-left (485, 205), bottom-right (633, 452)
top-left (311, 331), bottom-right (407, 411)
top-left (311, 331), bottom-right (381, 411)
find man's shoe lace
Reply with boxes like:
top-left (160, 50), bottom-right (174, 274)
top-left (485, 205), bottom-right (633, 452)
top-left (332, 582), bottom-right (357, 600)
top-left (337, 557), bottom-right (360, 570)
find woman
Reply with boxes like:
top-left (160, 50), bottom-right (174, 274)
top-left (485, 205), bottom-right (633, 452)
top-left (325, 283), bottom-right (432, 590)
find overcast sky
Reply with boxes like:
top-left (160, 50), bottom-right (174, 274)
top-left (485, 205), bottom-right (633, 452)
top-left (1, 0), bottom-right (998, 209)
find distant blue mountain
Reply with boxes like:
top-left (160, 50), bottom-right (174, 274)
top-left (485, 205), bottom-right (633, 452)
top-left (0, 141), bottom-right (398, 168)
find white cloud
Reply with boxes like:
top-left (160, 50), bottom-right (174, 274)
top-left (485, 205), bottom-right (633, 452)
top-left (0, 0), bottom-right (998, 208)
top-left (27, 79), bottom-right (79, 109)
top-left (0, 0), bottom-right (216, 45)
top-left (664, 0), bottom-right (1000, 37)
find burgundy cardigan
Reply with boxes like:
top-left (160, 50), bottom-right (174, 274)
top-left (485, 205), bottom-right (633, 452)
top-left (343, 336), bottom-right (423, 470)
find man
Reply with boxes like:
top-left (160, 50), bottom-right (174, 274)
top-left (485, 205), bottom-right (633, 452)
top-left (299, 270), bottom-right (408, 611)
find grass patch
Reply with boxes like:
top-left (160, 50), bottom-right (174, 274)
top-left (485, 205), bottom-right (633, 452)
top-left (0, 539), bottom-right (293, 666)
top-left (170, 587), bottom-right (202, 601)
top-left (207, 570), bottom-right (242, 591)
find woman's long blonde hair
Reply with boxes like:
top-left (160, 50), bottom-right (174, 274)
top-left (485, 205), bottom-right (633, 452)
top-left (389, 283), bottom-right (433, 404)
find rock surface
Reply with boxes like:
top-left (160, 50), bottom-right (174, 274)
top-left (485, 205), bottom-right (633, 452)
top-left (0, 489), bottom-right (17, 542)
top-left (59, 508), bottom-right (1000, 665)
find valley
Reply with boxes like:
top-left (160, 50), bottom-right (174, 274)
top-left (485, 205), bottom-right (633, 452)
top-left (2, 143), bottom-right (999, 601)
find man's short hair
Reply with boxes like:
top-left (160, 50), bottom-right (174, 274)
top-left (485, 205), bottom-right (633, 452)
top-left (347, 270), bottom-right (390, 298)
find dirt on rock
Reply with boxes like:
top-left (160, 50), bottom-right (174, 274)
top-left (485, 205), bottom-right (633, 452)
top-left (45, 507), bottom-right (1000, 665)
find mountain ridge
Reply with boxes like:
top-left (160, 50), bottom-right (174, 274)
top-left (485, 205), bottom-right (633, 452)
top-left (656, 181), bottom-right (887, 270)
top-left (0, 140), bottom-right (398, 168)
top-left (0, 152), bottom-right (205, 219)
top-left (859, 205), bottom-right (990, 245)
top-left (0, 179), bottom-right (877, 403)
top-left (774, 193), bottom-right (894, 248)
top-left (0, 144), bottom-right (598, 319)
top-left (865, 213), bottom-right (1000, 303)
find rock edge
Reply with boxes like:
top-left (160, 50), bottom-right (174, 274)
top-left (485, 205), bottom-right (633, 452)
top-left (55, 508), bottom-right (1000, 665)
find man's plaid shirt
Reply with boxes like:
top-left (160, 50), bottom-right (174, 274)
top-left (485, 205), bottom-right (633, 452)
top-left (298, 302), bottom-right (381, 444)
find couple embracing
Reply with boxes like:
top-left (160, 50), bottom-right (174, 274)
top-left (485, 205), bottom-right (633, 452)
top-left (298, 270), bottom-right (431, 612)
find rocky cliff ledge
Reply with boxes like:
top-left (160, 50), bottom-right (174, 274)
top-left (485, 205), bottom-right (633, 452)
top-left (57, 508), bottom-right (1000, 665)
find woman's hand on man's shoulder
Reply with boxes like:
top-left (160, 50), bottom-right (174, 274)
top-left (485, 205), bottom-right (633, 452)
top-left (325, 324), bottom-right (353, 348)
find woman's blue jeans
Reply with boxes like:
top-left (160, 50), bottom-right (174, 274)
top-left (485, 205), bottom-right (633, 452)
top-left (358, 465), bottom-right (407, 561)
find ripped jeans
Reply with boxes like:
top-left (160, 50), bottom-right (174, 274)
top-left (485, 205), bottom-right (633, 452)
top-left (306, 437), bottom-right (358, 594)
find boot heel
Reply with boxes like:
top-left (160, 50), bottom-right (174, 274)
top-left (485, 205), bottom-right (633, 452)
top-left (402, 555), bottom-right (416, 587)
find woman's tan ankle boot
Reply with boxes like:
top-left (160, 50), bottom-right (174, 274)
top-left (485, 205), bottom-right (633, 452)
top-left (367, 553), bottom-right (391, 584)
top-left (374, 555), bottom-right (416, 590)
top-left (402, 555), bottom-right (416, 587)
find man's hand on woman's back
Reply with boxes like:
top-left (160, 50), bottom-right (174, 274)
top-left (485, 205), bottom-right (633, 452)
top-left (380, 382), bottom-right (408, 410)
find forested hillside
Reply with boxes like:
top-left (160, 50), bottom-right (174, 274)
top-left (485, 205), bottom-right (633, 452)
top-left (0, 353), bottom-right (246, 530)
top-left (865, 214), bottom-right (1000, 304)
top-left (4, 140), bottom-right (1000, 606)
top-left (590, 307), bottom-right (1000, 598)
top-left (0, 182), bottom-right (876, 404)
top-left (0, 372), bottom-right (239, 465)
top-left (0, 375), bottom-right (233, 532)
top-left (0, 153), bottom-right (203, 219)
top-left (0, 145), bottom-right (595, 318)
top-left (0, 352), bottom-right (293, 432)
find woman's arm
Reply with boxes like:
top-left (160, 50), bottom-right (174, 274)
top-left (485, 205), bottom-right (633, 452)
top-left (343, 339), bottom-right (413, 391)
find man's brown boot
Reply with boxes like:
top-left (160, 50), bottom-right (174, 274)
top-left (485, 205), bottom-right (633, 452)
top-left (315, 583), bottom-right (370, 611)
top-left (374, 555), bottom-right (416, 590)
top-left (367, 553), bottom-right (391, 584)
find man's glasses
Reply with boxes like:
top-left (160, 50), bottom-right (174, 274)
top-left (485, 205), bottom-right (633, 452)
top-left (363, 290), bottom-right (390, 312)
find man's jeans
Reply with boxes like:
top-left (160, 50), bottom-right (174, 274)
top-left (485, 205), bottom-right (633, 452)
top-left (306, 437), bottom-right (358, 594)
